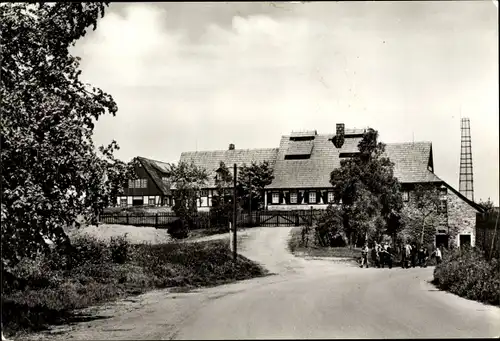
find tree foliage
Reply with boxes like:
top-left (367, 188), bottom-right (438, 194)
top-left (315, 204), bottom-right (345, 247)
top-left (1, 2), bottom-right (131, 267)
top-left (212, 161), bottom-right (233, 209)
top-left (479, 198), bottom-right (495, 213)
top-left (329, 129), bottom-right (403, 246)
top-left (400, 184), bottom-right (443, 245)
top-left (237, 161), bottom-right (274, 211)
top-left (169, 161), bottom-right (208, 235)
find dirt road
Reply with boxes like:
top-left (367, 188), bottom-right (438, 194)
top-left (24, 227), bottom-right (500, 339)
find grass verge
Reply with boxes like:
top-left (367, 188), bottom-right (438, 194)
top-left (2, 235), bottom-right (267, 337)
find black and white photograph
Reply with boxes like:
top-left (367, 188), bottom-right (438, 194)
top-left (1, 1), bottom-right (499, 339)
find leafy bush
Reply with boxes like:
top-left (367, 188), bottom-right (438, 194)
top-left (166, 219), bottom-right (189, 239)
top-left (315, 205), bottom-right (346, 247)
top-left (433, 247), bottom-right (499, 306)
top-left (71, 234), bottom-right (110, 265)
top-left (110, 234), bottom-right (130, 264)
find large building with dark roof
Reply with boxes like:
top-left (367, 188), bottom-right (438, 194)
top-left (177, 127), bottom-right (484, 248)
top-left (119, 127), bottom-right (484, 248)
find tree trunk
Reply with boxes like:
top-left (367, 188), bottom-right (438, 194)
top-left (420, 217), bottom-right (426, 245)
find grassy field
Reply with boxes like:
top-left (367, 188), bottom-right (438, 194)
top-left (2, 234), bottom-right (268, 337)
top-left (287, 226), bottom-right (362, 260)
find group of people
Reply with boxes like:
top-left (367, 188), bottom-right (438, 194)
top-left (360, 241), bottom-right (395, 269)
top-left (360, 241), bottom-right (443, 269)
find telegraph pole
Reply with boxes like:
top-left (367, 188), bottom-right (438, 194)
top-left (249, 173), bottom-right (252, 227)
top-left (233, 163), bottom-right (237, 261)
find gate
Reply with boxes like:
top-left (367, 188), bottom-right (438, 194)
top-left (248, 209), bottom-right (322, 227)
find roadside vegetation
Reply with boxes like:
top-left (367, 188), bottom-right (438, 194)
top-left (2, 234), bottom-right (267, 336)
top-left (432, 247), bottom-right (499, 306)
top-left (288, 226), bottom-right (361, 261)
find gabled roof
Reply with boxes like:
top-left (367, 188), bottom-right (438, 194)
top-left (136, 157), bottom-right (171, 196)
top-left (180, 148), bottom-right (279, 188)
top-left (441, 181), bottom-right (485, 213)
top-left (383, 142), bottom-right (442, 184)
top-left (266, 135), bottom-right (442, 189)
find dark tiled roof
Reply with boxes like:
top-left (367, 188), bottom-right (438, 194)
top-left (383, 142), bottom-right (442, 184)
top-left (179, 148), bottom-right (279, 188)
top-left (137, 157), bottom-right (172, 195)
top-left (266, 135), bottom-right (442, 189)
top-left (285, 140), bottom-right (314, 156)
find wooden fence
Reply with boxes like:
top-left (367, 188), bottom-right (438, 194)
top-left (99, 208), bottom-right (325, 229)
top-left (476, 209), bottom-right (499, 259)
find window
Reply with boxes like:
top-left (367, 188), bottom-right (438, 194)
top-left (134, 179), bottom-right (141, 188)
top-left (402, 191), bottom-right (409, 202)
top-left (128, 180), bottom-right (135, 188)
top-left (439, 199), bottom-right (447, 214)
top-left (162, 177), bottom-right (169, 185)
top-left (148, 197), bottom-right (155, 206)
top-left (120, 198), bottom-right (127, 207)
top-left (200, 190), bottom-right (208, 197)
top-left (328, 192), bottom-right (334, 203)
top-left (290, 192), bottom-right (297, 204)
top-left (140, 179), bottom-right (147, 188)
top-left (309, 191), bottom-right (316, 203)
top-left (272, 192), bottom-right (279, 204)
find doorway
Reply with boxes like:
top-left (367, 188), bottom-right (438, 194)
top-left (435, 234), bottom-right (449, 249)
top-left (459, 234), bottom-right (471, 248)
top-left (132, 197), bottom-right (144, 206)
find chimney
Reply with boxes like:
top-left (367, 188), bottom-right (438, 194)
top-left (336, 123), bottom-right (345, 137)
top-left (332, 123), bottom-right (345, 149)
top-left (229, 143), bottom-right (235, 150)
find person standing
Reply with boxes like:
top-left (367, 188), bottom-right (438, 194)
top-left (379, 242), bottom-right (386, 268)
top-left (360, 243), bottom-right (369, 268)
top-left (403, 242), bottom-right (412, 268)
top-left (433, 246), bottom-right (443, 265)
top-left (422, 246), bottom-right (429, 268)
top-left (385, 243), bottom-right (394, 269)
top-left (418, 245), bottom-right (425, 267)
top-left (410, 242), bottom-right (418, 268)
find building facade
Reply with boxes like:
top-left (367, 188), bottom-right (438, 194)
top-left (116, 157), bottom-right (172, 207)
top-left (179, 144), bottom-right (279, 211)
top-left (124, 126), bottom-right (484, 248)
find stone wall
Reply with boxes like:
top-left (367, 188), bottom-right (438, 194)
top-left (402, 184), bottom-right (480, 248)
top-left (446, 187), bottom-right (478, 248)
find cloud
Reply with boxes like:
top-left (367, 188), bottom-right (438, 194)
top-left (73, 2), bottom-right (499, 204)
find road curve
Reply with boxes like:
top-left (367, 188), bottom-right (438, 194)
top-left (175, 226), bottom-right (500, 339)
top-left (22, 226), bottom-right (500, 340)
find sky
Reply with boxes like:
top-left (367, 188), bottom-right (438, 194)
top-left (73, 1), bottom-right (499, 205)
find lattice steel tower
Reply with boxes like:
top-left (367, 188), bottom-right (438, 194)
top-left (459, 118), bottom-right (474, 201)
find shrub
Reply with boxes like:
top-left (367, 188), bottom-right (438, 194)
top-left (70, 234), bottom-right (110, 265)
top-left (110, 234), bottom-right (130, 264)
top-left (166, 219), bottom-right (189, 239)
top-left (3, 237), bottom-right (267, 337)
top-left (315, 205), bottom-right (346, 247)
top-left (433, 247), bottom-right (499, 306)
